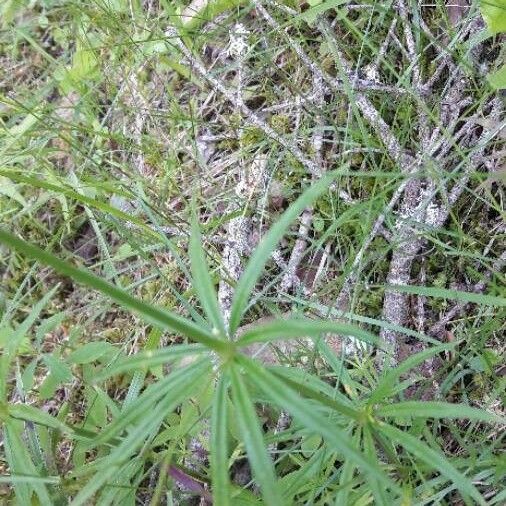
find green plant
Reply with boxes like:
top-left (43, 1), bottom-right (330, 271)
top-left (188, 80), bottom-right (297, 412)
top-left (480, 0), bottom-right (506, 89)
top-left (1, 1), bottom-right (504, 504)
top-left (1, 172), bottom-right (504, 504)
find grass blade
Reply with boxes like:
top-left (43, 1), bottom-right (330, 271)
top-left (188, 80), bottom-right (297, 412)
top-left (0, 228), bottom-right (230, 353)
top-left (237, 317), bottom-right (382, 348)
top-left (71, 362), bottom-right (213, 506)
top-left (362, 425), bottom-right (390, 506)
top-left (8, 404), bottom-right (74, 435)
top-left (0, 169), bottom-right (155, 235)
top-left (376, 401), bottom-right (506, 424)
top-left (0, 286), bottom-right (58, 401)
top-left (3, 419), bottom-right (53, 506)
top-left (269, 367), bottom-right (360, 421)
top-left (299, 299), bottom-right (441, 344)
top-left (229, 362), bottom-right (283, 505)
top-left (211, 374), bottom-right (231, 506)
top-left (368, 343), bottom-right (456, 405)
top-left (190, 217), bottom-right (226, 337)
top-left (236, 355), bottom-right (401, 495)
top-left (86, 358), bottom-right (211, 449)
top-left (228, 171), bottom-right (336, 335)
top-left (334, 427), bottom-right (361, 505)
top-left (377, 423), bottom-right (485, 505)
top-left (387, 284), bottom-right (506, 307)
top-left (0, 476), bottom-right (60, 484)
top-left (93, 344), bottom-right (206, 381)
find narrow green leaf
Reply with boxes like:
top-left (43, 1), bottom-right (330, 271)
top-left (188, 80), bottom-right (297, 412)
top-left (487, 63), bottom-right (506, 89)
top-left (0, 175), bottom-right (27, 205)
top-left (0, 229), bottom-right (229, 353)
top-left (190, 217), bottom-right (226, 337)
top-left (0, 475), bottom-right (60, 484)
top-left (334, 428), bottom-right (361, 505)
top-left (298, 299), bottom-right (441, 344)
top-left (0, 169), bottom-right (154, 235)
top-left (237, 317), bottom-right (382, 348)
top-left (368, 343), bottom-right (455, 405)
top-left (0, 286), bottom-right (58, 401)
top-left (95, 459), bottom-right (142, 505)
top-left (94, 344), bottom-right (206, 381)
top-left (229, 362), bottom-right (283, 505)
top-left (377, 423), bottom-right (485, 505)
top-left (280, 446), bottom-right (334, 499)
top-left (86, 359), bottom-right (211, 450)
top-left (67, 341), bottom-right (115, 364)
top-left (4, 419), bottom-right (53, 505)
top-left (8, 404), bottom-right (73, 434)
top-left (71, 362), bottom-right (212, 506)
top-left (298, 0), bottom-right (348, 25)
top-left (211, 374), bottom-right (231, 506)
top-left (236, 355), bottom-right (401, 494)
top-left (122, 327), bottom-right (163, 410)
top-left (387, 284), bottom-right (506, 307)
top-left (480, 0), bottom-right (506, 34)
top-left (180, 0), bottom-right (244, 29)
top-left (269, 365), bottom-right (355, 408)
top-left (269, 367), bottom-right (360, 421)
top-left (362, 425), bottom-right (390, 506)
top-left (229, 171), bottom-right (336, 335)
top-left (376, 401), bottom-right (506, 424)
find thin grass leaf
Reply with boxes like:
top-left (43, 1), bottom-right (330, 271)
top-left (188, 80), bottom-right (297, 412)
top-left (362, 426), bottom-right (390, 506)
top-left (122, 327), bottom-right (163, 410)
top-left (228, 171), bottom-right (336, 335)
top-left (236, 355), bottom-right (401, 494)
top-left (67, 341), bottom-right (115, 364)
top-left (0, 475), bottom-right (60, 484)
top-left (334, 428), bottom-right (361, 505)
top-left (211, 374), bottom-right (231, 506)
top-left (269, 367), bottom-right (360, 421)
top-left (71, 363), bottom-right (212, 506)
top-left (368, 343), bottom-right (456, 405)
top-left (237, 317), bottom-right (382, 348)
top-left (0, 286), bottom-right (58, 401)
top-left (3, 422), bottom-right (34, 505)
top-left (180, 0), bottom-right (244, 29)
top-left (4, 419), bottom-right (53, 506)
top-left (376, 401), bottom-right (506, 424)
top-left (190, 217), bottom-right (226, 337)
top-left (387, 284), bottom-right (506, 307)
top-left (298, 298), bottom-right (441, 345)
top-left (8, 404), bottom-right (74, 434)
top-left (229, 362), bottom-right (283, 505)
top-left (0, 169), bottom-right (155, 235)
top-left (88, 359), bottom-right (211, 450)
top-left (377, 423), bottom-right (485, 505)
top-left (70, 465), bottom-right (118, 506)
top-left (268, 365), bottom-right (356, 409)
top-left (93, 344), bottom-right (206, 381)
top-left (296, 0), bottom-right (349, 24)
top-left (0, 229), bottom-right (230, 353)
top-left (95, 459), bottom-right (142, 505)
top-left (279, 446), bottom-right (334, 500)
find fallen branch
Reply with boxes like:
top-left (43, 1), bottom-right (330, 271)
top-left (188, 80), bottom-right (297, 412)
top-left (164, 24), bottom-right (353, 202)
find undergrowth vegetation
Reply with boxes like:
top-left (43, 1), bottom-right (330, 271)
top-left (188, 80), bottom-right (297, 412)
top-left (0, 0), bottom-right (505, 504)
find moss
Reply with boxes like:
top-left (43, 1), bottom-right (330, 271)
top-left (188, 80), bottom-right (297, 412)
top-left (269, 114), bottom-right (291, 134)
top-left (239, 126), bottom-right (264, 146)
top-left (100, 327), bottom-right (123, 343)
top-left (228, 111), bottom-right (243, 130)
top-left (433, 273), bottom-right (447, 288)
